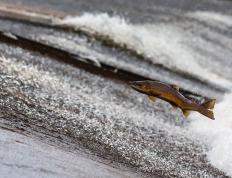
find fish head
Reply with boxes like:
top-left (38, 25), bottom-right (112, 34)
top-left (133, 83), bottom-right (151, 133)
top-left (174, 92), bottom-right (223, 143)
top-left (129, 81), bottom-right (154, 94)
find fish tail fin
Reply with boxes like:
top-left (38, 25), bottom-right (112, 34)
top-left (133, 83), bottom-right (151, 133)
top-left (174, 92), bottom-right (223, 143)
top-left (201, 99), bottom-right (216, 110)
top-left (199, 109), bottom-right (215, 120)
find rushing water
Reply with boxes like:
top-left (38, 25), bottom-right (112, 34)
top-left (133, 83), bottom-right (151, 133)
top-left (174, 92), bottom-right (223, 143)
top-left (61, 13), bottom-right (232, 88)
top-left (59, 12), bottom-right (232, 176)
top-left (189, 93), bottom-right (232, 176)
top-left (0, 0), bottom-right (232, 177)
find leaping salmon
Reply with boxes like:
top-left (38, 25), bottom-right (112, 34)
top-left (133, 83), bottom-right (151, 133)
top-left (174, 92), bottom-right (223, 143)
top-left (130, 80), bottom-right (216, 120)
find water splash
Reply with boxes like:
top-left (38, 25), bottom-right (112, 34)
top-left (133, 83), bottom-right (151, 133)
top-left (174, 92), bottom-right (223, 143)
top-left (189, 93), bottom-right (232, 176)
top-left (61, 13), bottom-right (232, 89)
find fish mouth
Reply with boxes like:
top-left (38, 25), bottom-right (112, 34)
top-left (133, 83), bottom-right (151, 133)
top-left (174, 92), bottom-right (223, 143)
top-left (129, 81), bottom-right (144, 92)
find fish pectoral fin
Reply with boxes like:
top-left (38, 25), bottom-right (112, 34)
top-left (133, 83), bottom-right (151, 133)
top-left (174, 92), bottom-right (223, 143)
top-left (171, 84), bottom-right (179, 91)
top-left (148, 96), bottom-right (157, 102)
top-left (182, 109), bottom-right (190, 118)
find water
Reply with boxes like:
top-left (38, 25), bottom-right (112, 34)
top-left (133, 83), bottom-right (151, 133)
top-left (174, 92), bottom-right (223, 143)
top-left (59, 12), bottom-right (232, 176)
top-left (190, 93), bottom-right (232, 177)
top-left (60, 13), bottom-right (232, 89)
top-left (0, 40), bottom-right (224, 177)
top-left (1, 0), bottom-right (232, 177)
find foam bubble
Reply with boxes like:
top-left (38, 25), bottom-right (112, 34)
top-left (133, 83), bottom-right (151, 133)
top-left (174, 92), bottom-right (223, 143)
top-left (189, 93), bottom-right (232, 176)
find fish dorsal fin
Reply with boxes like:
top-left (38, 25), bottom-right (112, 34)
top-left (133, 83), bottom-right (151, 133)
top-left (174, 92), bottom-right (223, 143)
top-left (201, 99), bottom-right (216, 110)
top-left (182, 110), bottom-right (190, 118)
top-left (171, 84), bottom-right (179, 91)
top-left (148, 96), bottom-right (157, 102)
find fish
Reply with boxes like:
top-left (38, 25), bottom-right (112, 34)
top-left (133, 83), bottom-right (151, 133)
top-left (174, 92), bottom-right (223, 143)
top-left (130, 80), bottom-right (216, 120)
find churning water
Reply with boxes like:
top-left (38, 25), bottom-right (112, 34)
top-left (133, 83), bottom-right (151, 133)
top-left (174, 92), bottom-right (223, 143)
top-left (60, 12), bottom-right (232, 176)
top-left (190, 93), bottom-right (232, 176)
top-left (1, 3), bottom-right (231, 175)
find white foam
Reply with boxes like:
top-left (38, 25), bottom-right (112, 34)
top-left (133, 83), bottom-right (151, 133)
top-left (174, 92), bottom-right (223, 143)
top-left (60, 13), bottom-right (232, 89)
top-left (189, 93), bottom-right (232, 176)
